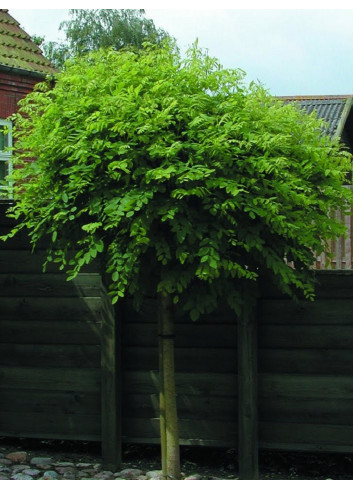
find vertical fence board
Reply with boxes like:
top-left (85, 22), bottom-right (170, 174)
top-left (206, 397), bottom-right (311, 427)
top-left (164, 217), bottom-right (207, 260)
top-left (100, 293), bottom-right (121, 471)
top-left (238, 290), bottom-right (258, 480)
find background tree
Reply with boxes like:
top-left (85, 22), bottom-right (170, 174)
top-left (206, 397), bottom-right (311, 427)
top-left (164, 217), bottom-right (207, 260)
top-left (3, 42), bottom-right (352, 479)
top-left (36, 9), bottom-right (171, 68)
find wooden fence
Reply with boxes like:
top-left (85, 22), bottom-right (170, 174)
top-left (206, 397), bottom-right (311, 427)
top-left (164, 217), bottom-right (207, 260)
top-left (2, 203), bottom-right (353, 472)
top-left (0, 203), bottom-right (119, 469)
top-left (121, 274), bottom-right (353, 454)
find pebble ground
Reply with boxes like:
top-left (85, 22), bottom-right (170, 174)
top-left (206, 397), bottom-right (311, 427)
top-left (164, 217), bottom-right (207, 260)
top-left (1, 453), bottom-right (173, 480)
top-left (0, 451), bottom-right (216, 480)
top-left (2, 439), bottom-right (352, 480)
top-left (0, 442), bottom-right (237, 480)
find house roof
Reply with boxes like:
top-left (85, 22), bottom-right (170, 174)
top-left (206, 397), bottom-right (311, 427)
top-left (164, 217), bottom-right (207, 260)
top-left (0, 9), bottom-right (57, 77)
top-left (278, 95), bottom-right (353, 139)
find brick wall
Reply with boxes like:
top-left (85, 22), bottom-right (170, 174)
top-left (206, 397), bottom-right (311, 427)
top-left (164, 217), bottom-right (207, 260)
top-left (0, 71), bottom-right (41, 118)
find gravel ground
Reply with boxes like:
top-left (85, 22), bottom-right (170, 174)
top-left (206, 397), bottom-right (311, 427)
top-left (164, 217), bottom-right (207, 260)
top-left (1, 437), bottom-right (353, 480)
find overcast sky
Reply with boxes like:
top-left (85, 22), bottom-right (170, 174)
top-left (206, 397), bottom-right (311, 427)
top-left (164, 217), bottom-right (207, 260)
top-left (9, 5), bottom-right (353, 96)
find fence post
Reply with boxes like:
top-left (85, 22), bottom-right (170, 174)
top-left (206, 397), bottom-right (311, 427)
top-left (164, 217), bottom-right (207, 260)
top-left (238, 285), bottom-right (259, 479)
top-left (100, 290), bottom-right (122, 471)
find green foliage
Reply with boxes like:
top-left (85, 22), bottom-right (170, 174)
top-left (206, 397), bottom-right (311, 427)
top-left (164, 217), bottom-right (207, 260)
top-left (31, 34), bottom-right (45, 47)
top-left (4, 42), bottom-right (353, 318)
top-left (38, 9), bottom-right (171, 68)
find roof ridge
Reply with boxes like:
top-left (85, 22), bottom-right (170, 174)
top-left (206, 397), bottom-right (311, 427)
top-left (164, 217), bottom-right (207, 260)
top-left (277, 95), bottom-right (353, 100)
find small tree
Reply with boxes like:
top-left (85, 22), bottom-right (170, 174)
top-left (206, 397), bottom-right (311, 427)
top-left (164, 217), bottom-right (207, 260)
top-left (3, 42), bottom-right (352, 479)
top-left (37, 9), bottom-right (170, 68)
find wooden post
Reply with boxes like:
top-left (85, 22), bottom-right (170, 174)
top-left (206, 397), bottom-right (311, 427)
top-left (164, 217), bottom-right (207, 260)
top-left (100, 291), bottom-right (122, 471)
top-left (237, 284), bottom-right (259, 480)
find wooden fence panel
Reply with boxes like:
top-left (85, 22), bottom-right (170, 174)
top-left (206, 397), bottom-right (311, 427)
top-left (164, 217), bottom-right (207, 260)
top-left (121, 272), bottom-right (353, 454)
top-left (0, 206), bottom-right (119, 467)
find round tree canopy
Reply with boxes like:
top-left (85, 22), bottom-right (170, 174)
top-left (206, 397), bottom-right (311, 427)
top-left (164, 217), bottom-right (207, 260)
top-left (5, 42), bottom-right (353, 318)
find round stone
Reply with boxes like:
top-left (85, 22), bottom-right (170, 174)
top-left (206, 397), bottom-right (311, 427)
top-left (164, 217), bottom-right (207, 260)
top-left (185, 474), bottom-right (202, 480)
top-left (42, 470), bottom-right (59, 480)
top-left (146, 470), bottom-right (164, 480)
top-left (93, 471), bottom-right (114, 480)
top-left (36, 464), bottom-right (52, 470)
top-left (55, 461), bottom-right (75, 467)
top-left (117, 468), bottom-right (144, 479)
top-left (12, 464), bottom-right (30, 473)
top-left (77, 470), bottom-right (91, 477)
top-left (11, 473), bottom-right (34, 480)
top-left (0, 458), bottom-right (13, 466)
top-left (61, 472), bottom-right (76, 480)
top-left (30, 457), bottom-right (53, 466)
top-left (55, 466), bottom-right (75, 475)
top-left (5, 452), bottom-right (28, 464)
top-left (23, 468), bottom-right (41, 477)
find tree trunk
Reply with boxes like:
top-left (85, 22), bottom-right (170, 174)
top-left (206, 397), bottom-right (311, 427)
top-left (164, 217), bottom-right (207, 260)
top-left (237, 283), bottom-right (259, 480)
top-left (158, 292), bottom-right (181, 480)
